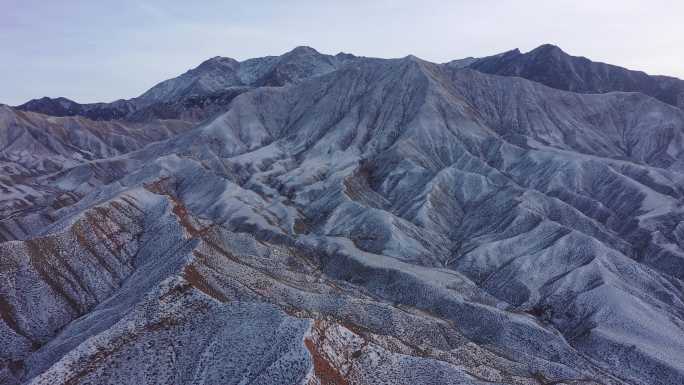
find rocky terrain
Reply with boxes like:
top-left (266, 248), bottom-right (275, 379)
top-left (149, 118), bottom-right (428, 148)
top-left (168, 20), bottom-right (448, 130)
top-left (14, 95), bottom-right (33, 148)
top-left (16, 46), bottom-right (358, 123)
top-left (2, 45), bottom-right (684, 385)
top-left (461, 44), bottom-right (684, 109)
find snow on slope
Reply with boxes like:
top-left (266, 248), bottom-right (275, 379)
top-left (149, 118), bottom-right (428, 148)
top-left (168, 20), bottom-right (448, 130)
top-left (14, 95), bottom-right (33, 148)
top-left (2, 47), bottom-right (684, 385)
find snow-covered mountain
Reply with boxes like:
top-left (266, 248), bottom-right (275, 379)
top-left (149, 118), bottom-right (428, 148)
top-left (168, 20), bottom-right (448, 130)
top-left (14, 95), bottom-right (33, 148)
top-left (2, 45), bottom-right (684, 385)
top-left (463, 44), bottom-right (684, 109)
top-left (16, 47), bottom-right (358, 123)
top-left (139, 46), bottom-right (357, 102)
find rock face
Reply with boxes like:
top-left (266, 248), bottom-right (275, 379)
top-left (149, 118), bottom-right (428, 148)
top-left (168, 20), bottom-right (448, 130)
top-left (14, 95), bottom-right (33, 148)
top-left (464, 44), bottom-right (684, 109)
top-left (15, 97), bottom-right (138, 121)
top-left (2, 45), bottom-right (684, 385)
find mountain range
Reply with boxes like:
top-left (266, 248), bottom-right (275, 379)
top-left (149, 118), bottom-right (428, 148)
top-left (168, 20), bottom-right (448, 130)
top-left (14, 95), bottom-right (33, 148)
top-left (2, 44), bottom-right (684, 385)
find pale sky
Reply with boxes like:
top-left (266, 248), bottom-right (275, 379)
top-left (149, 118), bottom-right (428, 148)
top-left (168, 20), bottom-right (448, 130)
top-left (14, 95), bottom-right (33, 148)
top-left (1, 0), bottom-right (682, 105)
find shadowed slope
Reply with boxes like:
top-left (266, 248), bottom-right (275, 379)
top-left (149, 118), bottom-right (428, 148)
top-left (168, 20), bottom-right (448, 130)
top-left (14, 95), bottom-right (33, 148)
top-left (465, 44), bottom-right (684, 109)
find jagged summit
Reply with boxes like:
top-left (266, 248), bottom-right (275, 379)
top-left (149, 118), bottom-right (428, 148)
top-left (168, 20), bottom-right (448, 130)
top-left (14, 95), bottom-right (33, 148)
top-left (16, 46), bottom-right (360, 122)
top-left (468, 43), bottom-right (684, 108)
top-left (17, 96), bottom-right (80, 116)
top-left (17, 43), bottom-right (684, 122)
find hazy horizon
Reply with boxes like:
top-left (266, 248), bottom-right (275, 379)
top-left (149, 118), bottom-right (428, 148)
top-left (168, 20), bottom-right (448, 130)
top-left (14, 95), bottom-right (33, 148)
top-left (2, 0), bottom-right (683, 105)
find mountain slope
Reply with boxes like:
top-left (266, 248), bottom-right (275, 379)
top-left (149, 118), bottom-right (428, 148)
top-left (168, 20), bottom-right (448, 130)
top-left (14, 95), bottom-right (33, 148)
top-left (465, 44), bottom-right (684, 109)
top-left (2, 48), bottom-right (684, 385)
top-left (0, 105), bottom-right (193, 242)
top-left (16, 47), bottom-right (358, 123)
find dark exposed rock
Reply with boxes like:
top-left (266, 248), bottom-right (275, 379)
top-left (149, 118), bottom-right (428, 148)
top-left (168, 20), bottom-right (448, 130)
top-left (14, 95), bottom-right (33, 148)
top-left (466, 44), bottom-right (684, 109)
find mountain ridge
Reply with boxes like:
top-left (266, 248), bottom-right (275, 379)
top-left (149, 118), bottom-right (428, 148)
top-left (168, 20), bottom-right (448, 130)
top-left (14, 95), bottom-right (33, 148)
top-left (466, 44), bottom-right (684, 109)
top-left (16, 44), bottom-right (684, 124)
top-left (15, 46), bottom-right (360, 123)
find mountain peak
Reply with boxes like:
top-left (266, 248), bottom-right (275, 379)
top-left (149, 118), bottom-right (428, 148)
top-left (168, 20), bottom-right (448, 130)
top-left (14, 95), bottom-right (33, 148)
top-left (465, 43), bottom-right (684, 108)
top-left (533, 43), bottom-right (563, 51)
top-left (16, 96), bottom-right (81, 113)
top-left (286, 46), bottom-right (321, 56)
top-left (401, 54), bottom-right (419, 61)
top-left (529, 44), bottom-right (567, 57)
top-left (196, 56), bottom-right (240, 70)
top-left (34, 96), bottom-right (77, 104)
